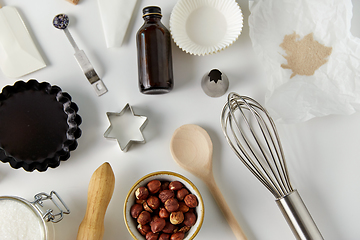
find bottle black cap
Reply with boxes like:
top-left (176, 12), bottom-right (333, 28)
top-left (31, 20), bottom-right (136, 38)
top-left (143, 6), bottom-right (162, 16)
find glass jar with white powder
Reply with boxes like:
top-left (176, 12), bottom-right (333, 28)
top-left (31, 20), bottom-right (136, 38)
top-left (0, 191), bottom-right (70, 240)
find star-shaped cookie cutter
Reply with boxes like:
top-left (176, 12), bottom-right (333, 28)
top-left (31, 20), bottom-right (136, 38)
top-left (104, 103), bottom-right (148, 152)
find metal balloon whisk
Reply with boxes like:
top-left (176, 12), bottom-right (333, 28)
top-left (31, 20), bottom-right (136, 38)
top-left (221, 92), bottom-right (323, 240)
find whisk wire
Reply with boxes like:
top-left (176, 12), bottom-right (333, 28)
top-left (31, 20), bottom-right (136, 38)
top-left (222, 93), bottom-right (293, 198)
top-left (257, 107), bottom-right (291, 196)
top-left (247, 107), bottom-right (286, 196)
top-left (229, 99), bottom-right (283, 197)
top-left (227, 112), bottom-right (278, 196)
top-left (263, 106), bottom-right (293, 194)
top-left (229, 97), bottom-right (287, 197)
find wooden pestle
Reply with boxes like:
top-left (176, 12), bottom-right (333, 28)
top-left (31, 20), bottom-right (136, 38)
top-left (77, 162), bottom-right (115, 240)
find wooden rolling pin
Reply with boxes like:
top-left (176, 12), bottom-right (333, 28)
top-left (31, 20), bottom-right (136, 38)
top-left (77, 162), bottom-right (115, 240)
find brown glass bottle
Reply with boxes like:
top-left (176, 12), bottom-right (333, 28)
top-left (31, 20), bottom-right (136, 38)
top-left (136, 6), bottom-right (174, 94)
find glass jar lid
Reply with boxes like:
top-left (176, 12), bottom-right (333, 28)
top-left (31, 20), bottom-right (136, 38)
top-left (0, 191), bottom-right (69, 240)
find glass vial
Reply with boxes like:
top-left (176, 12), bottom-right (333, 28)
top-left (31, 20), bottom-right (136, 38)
top-left (136, 6), bottom-right (174, 94)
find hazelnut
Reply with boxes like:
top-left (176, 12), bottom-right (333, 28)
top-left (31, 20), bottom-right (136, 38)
top-left (147, 180), bottom-right (162, 194)
top-left (178, 226), bottom-right (191, 233)
top-left (137, 224), bottom-right (151, 236)
top-left (143, 201), bottom-right (153, 213)
top-left (162, 222), bottom-right (178, 234)
top-left (159, 190), bottom-right (175, 203)
top-left (178, 202), bottom-right (189, 213)
top-left (169, 181), bottom-right (183, 191)
top-left (136, 199), bottom-right (146, 204)
top-left (161, 181), bottom-right (170, 191)
top-left (159, 208), bottom-right (170, 219)
top-left (170, 232), bottom-right (185, 240)
top-left (184, 194), bottom-right (198, 208)
top-left (136, 187), bottom-right (149, 200)
top-left (164, 198), bottom-right (179, 212)
top-left (137, 211), bottom-right (151, 225)
top-left (146, 232), bottom-right (159, 240)
top-left (176, 188), bottom-right (189, 201)
top-left (159, 233), bottom-right (170, 240)
top-left (131, 203), bottom-right (143, 218)
top-left (150, 218), bottom-right (166, 233)
top-left (151, 215), bottom-right (160, 223)
top-left (147, 196), bottom-right (161, 210)
top-left (131, 178), bottom-right (198, 239)
top-left (170, 211), bottom-right (184, 225)
top-left (183, 212), bottom-right (197, 227)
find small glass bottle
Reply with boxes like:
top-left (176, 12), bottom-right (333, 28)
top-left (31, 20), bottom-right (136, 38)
top-left (136, 6), bottom-right (174, 94)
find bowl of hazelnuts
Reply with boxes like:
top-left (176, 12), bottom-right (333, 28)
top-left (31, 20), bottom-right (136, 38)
top-left (124, 171), bottom-right (204, 240)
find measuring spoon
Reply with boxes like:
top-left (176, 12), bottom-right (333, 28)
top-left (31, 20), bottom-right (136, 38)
top-left (170, 124), bottom-right (247, 240)
top-left (53, 14), bottom-right (107, 96)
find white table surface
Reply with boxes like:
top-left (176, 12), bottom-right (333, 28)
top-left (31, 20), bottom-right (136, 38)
top-left (1, 0), bottom-right (360, 240)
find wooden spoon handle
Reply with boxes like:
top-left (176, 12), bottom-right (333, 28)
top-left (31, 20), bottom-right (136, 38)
top-left (76, 162), bottom-right (115, 240)
top-left (207, 176), bottom-right (247, 240)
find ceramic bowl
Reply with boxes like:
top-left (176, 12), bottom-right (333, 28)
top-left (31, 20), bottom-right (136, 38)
top-left (124, 171), bottom-right (204, 240)
top-left (170, 0), bottom-right (243, 56)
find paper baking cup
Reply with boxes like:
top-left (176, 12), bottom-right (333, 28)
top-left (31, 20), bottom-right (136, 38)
top-left (170, 0), bottom-right (243, 56)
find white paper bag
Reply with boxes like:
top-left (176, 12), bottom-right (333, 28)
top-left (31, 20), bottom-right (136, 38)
top-left (248, 0), bottom-right (360, 123)
top-left (98, 0), bottom-right (138, 48)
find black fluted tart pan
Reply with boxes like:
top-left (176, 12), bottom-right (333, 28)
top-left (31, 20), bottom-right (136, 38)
top-left (0, 80), bottom-right (82, 172)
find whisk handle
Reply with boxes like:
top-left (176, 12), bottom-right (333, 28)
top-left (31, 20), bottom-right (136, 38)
top-left (276, 190), bottom-right (323, 240)
top-left (207, 177), bottom-right (248, 240)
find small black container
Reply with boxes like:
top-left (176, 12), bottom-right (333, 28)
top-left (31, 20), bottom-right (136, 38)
top-left (136, 6), bottom-right (174, 94)
top-left (0, 80), bottom-right (82, 172)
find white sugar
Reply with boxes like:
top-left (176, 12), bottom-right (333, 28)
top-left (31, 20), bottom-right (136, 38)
top-left (0, 199), bottom-right (45, 240)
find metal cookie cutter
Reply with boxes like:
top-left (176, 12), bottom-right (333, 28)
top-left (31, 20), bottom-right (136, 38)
top-left (104, 103), bottom-right (148, 152)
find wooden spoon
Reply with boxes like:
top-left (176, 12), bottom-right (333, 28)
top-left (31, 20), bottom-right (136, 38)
top-left (77, 162), bottom-right (115, 240)
top-left (170, 124), bottom-right (247, 240)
